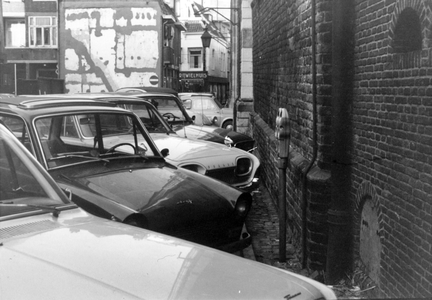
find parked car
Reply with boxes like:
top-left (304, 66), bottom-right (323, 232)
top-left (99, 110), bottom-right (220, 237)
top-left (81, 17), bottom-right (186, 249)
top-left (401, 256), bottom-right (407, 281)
top-left (0, 93), bottom-right (15, 99)
top-left (115, 89), bottom-right (256, 152)
top-left (116, 86), bottom-right (179, 96)
top-left (77, 93), bottom-right (260, 191)
top-left (0, 96), bottom-right (253, 253)
top-left (0, 121), bottom-right (338, 300)
top-left (179, 92), bottom-right (234, 130)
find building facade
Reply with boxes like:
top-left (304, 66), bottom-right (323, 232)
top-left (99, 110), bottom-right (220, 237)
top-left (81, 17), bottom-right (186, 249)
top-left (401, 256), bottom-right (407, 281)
top-left (251, 0), bottom-right (432, 298)
top-left (0, 0), bottom-right (61, 95)
top-left (177, 0), bottom-right (231, 105)
top-left (58, 0), bottom-right (184, 93)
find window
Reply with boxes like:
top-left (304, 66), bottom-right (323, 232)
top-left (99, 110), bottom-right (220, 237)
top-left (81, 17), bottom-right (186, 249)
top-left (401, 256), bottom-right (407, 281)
top-left (5, 19), bottom-right (26, 48)
top-left (393, 8), bottom-right (422, 53)
top-left (0, 115), bottom-right (33, 152)
top-left (189, 48), bottom-right (202, 69)
top-left (29, 16), bottom-right (57, 48)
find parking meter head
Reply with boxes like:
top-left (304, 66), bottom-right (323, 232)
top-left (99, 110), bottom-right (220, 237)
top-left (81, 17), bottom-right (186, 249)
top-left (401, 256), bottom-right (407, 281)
top-left (275, 108), bottom-right (290, 157)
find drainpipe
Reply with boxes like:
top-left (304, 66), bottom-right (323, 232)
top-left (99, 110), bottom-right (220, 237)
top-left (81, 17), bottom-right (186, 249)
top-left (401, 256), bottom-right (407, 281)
top-left (326, 0), bottom-right (355, 284)
top-left (233, 0), bottom-right (241, 131)
top-left (301, 0), bottom-right (317, 269)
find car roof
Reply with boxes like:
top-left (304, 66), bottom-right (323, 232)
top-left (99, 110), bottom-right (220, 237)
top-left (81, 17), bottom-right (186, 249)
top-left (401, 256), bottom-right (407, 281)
top-left (116, 87), bottom-right (178, 95)
top-left (113, 91), bottom-right (181, 99)
top-left (0, 95), bottom-right (131, 116)
top-left (178, 93), bottom-right (213, 97)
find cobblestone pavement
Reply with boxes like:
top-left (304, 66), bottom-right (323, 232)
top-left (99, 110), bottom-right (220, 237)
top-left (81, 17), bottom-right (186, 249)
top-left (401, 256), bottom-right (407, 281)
top-left (242, 183), bottom-right (367, 299)
top-left (242, 183), bottom-right (308, 276)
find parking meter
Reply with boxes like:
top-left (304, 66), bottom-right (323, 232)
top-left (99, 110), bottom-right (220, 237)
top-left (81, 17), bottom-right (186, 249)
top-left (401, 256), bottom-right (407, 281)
top-left (275, 108), bottom-right (290, 158)
top-left (275, 107), bottom-right (290, 262)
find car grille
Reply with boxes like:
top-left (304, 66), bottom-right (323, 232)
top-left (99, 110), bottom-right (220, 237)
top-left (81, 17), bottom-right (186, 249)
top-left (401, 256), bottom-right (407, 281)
top-left (206, 167), bottom-right (248, 185)
top-left (234, 140), bottom-right (255, 152)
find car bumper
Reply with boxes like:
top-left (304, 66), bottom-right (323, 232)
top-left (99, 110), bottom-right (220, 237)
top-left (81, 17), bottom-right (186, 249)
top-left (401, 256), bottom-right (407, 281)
top-left (238, 177), bottom-right (260, 193)
top-left (216, 227), bottom-right (252, 253)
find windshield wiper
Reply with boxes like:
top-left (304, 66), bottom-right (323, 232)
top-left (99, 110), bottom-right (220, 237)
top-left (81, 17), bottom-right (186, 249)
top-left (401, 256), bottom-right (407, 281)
top-left (0, 202), bottom-right (64, 218)
top-left (48, 154), bottom-right (109, 163)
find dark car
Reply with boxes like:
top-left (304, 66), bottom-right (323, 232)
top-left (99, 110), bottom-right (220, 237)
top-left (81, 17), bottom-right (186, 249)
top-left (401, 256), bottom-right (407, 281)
top-left (0, 96), bottom-right (252, 253)
top-left (115, 89), bottom-right (256, 152)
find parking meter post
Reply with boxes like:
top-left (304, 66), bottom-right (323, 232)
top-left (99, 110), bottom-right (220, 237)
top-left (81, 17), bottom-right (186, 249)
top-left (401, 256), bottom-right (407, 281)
top-left (275, 108), bottom-right (290, 263)
top-left (278, 157), bottom-right (288, 262)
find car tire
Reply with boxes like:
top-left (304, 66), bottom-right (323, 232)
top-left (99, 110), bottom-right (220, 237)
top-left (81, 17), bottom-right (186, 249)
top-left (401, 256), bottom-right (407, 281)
top-left (223, 120), bottom-right (233, 130)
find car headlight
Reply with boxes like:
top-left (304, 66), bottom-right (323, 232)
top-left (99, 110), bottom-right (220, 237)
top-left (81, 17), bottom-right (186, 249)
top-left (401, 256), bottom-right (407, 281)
top-left (235, 157), bottom-right (252, 176)
top-left (234, 193), bottom-right (252, 218)
top-left (224, 136), bottom-right (234, 147)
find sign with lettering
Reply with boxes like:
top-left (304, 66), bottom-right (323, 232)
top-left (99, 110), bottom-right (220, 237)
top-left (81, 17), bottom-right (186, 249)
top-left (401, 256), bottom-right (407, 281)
top-left (179, 72), bottom-right (207, 79)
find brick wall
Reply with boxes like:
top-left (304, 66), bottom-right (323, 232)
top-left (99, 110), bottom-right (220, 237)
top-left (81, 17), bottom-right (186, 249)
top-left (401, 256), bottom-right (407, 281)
top-left (251, 0), bottom-right (432, 297)
top-left (251, 0), bottom-right (333, 270)
top-left (351, 0), bottom-right (432, 297)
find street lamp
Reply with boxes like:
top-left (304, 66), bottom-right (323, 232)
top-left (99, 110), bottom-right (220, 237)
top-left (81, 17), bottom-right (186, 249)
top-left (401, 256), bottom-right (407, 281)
top-left (201, 27), bottom-right (211, 72)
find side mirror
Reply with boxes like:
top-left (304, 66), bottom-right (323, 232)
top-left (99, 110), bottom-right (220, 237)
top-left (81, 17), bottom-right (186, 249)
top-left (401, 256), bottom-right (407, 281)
top-left (63, 188), bottom-right (73, 201)
top-left (161, 148), bottom-right (169, 157)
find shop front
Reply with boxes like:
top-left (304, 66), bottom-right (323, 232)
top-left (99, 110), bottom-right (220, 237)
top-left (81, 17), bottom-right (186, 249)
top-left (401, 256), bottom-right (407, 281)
top-left (179, 71), bottom-right (229, 105)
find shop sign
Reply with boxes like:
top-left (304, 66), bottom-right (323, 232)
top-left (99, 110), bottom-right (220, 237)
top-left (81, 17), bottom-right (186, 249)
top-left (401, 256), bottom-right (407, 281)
top-left (180, 72), bottom-right (207, 79)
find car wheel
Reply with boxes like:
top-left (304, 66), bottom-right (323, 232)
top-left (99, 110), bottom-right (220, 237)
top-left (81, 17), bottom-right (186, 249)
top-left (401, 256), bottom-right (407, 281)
top-left (223, 120), bottom-right (233, 130)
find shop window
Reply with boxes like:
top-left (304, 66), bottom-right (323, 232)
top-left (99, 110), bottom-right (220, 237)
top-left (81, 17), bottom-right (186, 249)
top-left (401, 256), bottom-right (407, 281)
top-left (393, 8), bottom-right (422, 53)
top-left (189, 48), bottom-right (202, 69)
top-left (5, 19), bottom-right (26, 48)
top-left (28, 16), bottom-right (57, 48)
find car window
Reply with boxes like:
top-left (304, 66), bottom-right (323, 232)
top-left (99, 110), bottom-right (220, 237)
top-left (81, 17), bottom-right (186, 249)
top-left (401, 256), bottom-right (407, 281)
top-left (0, 127), bottom-right (67, 217)
top-left (0, 139), bottom-right (47, 201)
top-left (0, 115), bottom-right (33, 152)
top-left (194, 98), bottom-right (218, 110)
top-left (33, 112), bottom-right (157, 169)
top-left (122, 104), bottom-right (169, 133)
top-left (149, 97), bottom-right (188, 124)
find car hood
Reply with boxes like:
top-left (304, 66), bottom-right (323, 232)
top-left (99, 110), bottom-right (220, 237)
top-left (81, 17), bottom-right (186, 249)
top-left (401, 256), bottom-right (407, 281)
top-left (173, 123), bottom-right (251, 145)
top-left (50, 159), bottom-right (240, 223)
top-left (151, 133), bottom-right (242, 164)
top-left (50, 157), bottom-right (240, 212)
top-left (0, 210), bottom-right (335, 300)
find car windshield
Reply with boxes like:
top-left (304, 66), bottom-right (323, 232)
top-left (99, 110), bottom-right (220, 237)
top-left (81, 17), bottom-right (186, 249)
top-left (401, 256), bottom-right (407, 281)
top-left (121, 103), bottom-right (171, 134)
top-left (191, 96), bottom-right (219, 110)
top-left (0, 124), bottom-right (68, 218)
top-left (34, 112), bottom-right (158, 169)
top-left (145, 97), bottom-right (189, 125)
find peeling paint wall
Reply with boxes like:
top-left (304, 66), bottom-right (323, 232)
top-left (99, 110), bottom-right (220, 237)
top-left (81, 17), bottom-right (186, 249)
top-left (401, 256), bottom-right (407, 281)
top-left (61, 5), bottom-right (161, 93)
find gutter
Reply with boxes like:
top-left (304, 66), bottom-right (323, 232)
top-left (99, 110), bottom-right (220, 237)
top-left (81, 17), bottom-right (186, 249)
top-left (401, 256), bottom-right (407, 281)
top-left (233, 0), bottom-right (241, 131)
top-left (301, 0), bottom-right (317, 269)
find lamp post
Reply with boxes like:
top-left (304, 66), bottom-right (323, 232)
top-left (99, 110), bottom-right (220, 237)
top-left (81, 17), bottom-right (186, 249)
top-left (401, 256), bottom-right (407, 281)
top-left (201, 27), bottom-right (211, 72)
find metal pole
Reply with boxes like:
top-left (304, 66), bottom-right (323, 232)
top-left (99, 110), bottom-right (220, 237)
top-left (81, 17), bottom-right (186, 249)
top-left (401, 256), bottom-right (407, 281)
top-left (203, 47), bottom-right (206, 73)
top-left (14, 64), bottom-right (17, 96)
top-left (278, 157), bottom-right (288, 262)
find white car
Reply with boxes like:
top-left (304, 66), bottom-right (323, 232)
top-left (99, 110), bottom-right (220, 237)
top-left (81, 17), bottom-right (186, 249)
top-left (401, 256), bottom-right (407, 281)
top-left (0, 122), bottom-right (337, 300)
top-left (179, 92), bottom-right (234, 129)
top-left (43, 93), bottom-right (260, 191)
